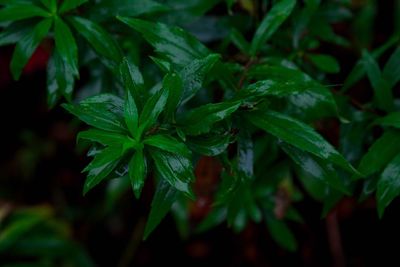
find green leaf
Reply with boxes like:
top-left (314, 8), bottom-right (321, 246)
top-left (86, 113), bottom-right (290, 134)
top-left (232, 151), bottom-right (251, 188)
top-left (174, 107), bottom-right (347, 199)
top-left (68, 16), bottom-right (122, 63)
top-left (138, 87), bottom-right (169, 137)
top-left (358, 130), bottom-right (400, 178)
top-left (117, 17), bottom-right (209, 66)
top-left (382, 47), bottom-right (400, 89)
top-left (0, 4), bottom-right (49, 22)
top-left (0, 21), bottom-right (33, 47)
top-left (362, 50), bottom-right (393, 111)
top-left (40, 0), bottom-right (57, 13)
top-left (250, 0), bottom-right (296, 55)
top-left (119, 58), bottom-right (145, 108)
top-left (281, 143), bottom-right (351, 195)
top-left (89, 0), bottom-right (169, 22)
top-left (375, 112), bottom-right (400, 128)
top-left (128, 149), bottom-right (147, 198)
top-left (150, 149), bottom-right (195, 198)
top-left (62, 95), bottom-right (126, 133)
top-left (237, 130), bottom-right (254, 180)
top-left (308, 54), bottom-right (340, 73)
top-left (230, 28), bottom-right (250, 54)
top-left (124, 90), bottom-right (139, 137)
top-left (59, 0), bottom-right (88, 14)
top-left (83, 146), bottom-right (122, 194)
top-left (144, 134), bottom-right (190, 157)
top-left (377, 152), bottom-right (400, 217)
top-left (10, 18), bottom-right (52, 80)
top-left (245, 110), bottom-right (358, 174)
top-left (163, 72), bottom-right (183, 120)
top-left (265, 213), bottom-right (297, 252)
top-left (144, 179), bottom-right (179, 239)
top-left (187, 133), bottom-right (231, 156)
top-left (178, 101), bottom-right (241, 136)
top-left (196, 207), bottom-right (227, 233)
top-left (180, 54), bottom-right (220, 104)
top-left (47, 49), bottom-right (75, 106)
top-left (54, 17), bottom-right (79, 77)
top-left (77, 129), bottom-right (128, 147)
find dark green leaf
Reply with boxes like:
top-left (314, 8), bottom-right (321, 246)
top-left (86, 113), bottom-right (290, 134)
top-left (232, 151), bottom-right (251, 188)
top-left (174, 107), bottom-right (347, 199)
top-left (40, 0), bottom-right (57, 13)
top-left (237, 130), bottom-right (254, 180)
top-left (382, 47), bottom-right (400, 88)
top-left (54, 17), bottom-right (79, 77)
top-left (77, 129), bottom-right (128, 147)
top-left (180, 54), bottom-right (220, 104)
top-left (187, 133), bottom-right (231, 156)
top-left (178, 101), bottom-right (241, 136)
top-left (144, 179), bottom-right (179, 239)
top-left (358, 130), bottom-right (400, 178)
top-left (163, 72), bottom-right (183, 120)
top-left (362, 50), bottom-right (393, 111)
top-left (59, 0), bottom-right (88, 14)
top-left (124, 91), bottom-right (139, 137)
top-left (246, 110), bottom-right (358, 174)
top-left (10, 18), bottom-right (52, 80)
top-left (308, 54), bottom-right (340, 73)
top-left (62, 95), bottom-right (126, 133)
top-left (0, 21), bottom-right (33, 47)
top-left (265, 214), bottom-right (297, 252)
top-left (117, 17), bottom-right (209, 66)
top-left (128, 149), bottom-right (147, 198)
top-left (377, 152), bottom-right (400, 217)
top-left (89, 0), bottom-right (169, 22)
top-left (0, 4), bottom-right (49, 22)
top-left (230, 28), bottom-right (250, 54)
top-left (250, 0), bottom-right (296, 55)
top-left (375, 112), bottom-right (400, 128)
top-left (119, 57), bottom-right (145, 108)
top-left (138, 87), bottom-right (169, 137)
top-left (196, 207), bottom-right (227, 233)
top-left (83, 146), bottom-right (122, 194)
top-left (281, 143), bottom-right (351, 195)
top-left (144, 135), bottom-right (191, 157)
top-left (47, 49), bottom-right (75, 106)
top-left (68, 16), bottom-right (122, 63)
top-left (150, 149), bottom-right (195, 198)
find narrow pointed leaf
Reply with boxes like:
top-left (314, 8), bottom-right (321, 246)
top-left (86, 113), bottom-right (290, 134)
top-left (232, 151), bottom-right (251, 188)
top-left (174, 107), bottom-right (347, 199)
top-left (119, 58), bottom-right (145, 108)
top-left (60, 0), bottom-right (88, 13)
top-left (68, 16), bottom-right (122, 63)
top-left (382, 47), bottom-right (400, 88)
top-left (180, 54), bottom-right (220, 104)
top-left (178, 101), bottom-right (241, 136)
top-left (308, 54), bottom-right (340, 73)
top-left (40, 0), bottom-right (57, 12)
top-left (265, 213), bottom-right (297, 252)
top-left (10, 18), bottom-right (52, 80)
top-left (117, 17), bottom-right (209, 66)
top-left (144, 134), bottom-right (191, 157)
top-left (150, 149), bottom-right (195, 198)
top-left (0, 4), bottom-right (49, 22)
top-left (78, 129), bottom-right (128, 147)
top-left (250, 0), bottom-right (296, 55)
top-left (124, 91), bottom-right (139, 137)
top-left (54, 17), bottom-right (79, 77)
top-left (0, 21), bottom-right (33, 47)
top-left (281, 143), bottom-right (351, 195)
top-left (163, 72), bottom-right (183, 119)
top-left (187, 133), bottom-right (231, 156)
top-left (377, 152), bottom-right (400, 217)
top-left (128, 149), bottom-right (147, 198)
top-left (83, 146), bottom-right (122, 194)
top-left (358, 130), bottom-right (400, 178)
top-left (138, 87), bottom-right (169, 135)
top-left (375, 112), bottom-right (400, 128)
top-left (246, 110), bottom-right (358, 174)
top-left (144, 180), bottom-right (179, 239)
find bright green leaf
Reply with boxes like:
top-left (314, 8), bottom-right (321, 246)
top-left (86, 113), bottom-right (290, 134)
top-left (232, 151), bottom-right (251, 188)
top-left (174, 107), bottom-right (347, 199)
top-left (128, 149), bottom-right (147, 198)
top-left (10, 18), bottom-right (52, 80)
top-left (144, 134), bottom-right (191, 157)
top-left (0, 4), bottom-right (49, 22)
top-left (124, 90), bottom-right (139, 137)
top-left (119, 57), bottom-right (145, 108)
top-left (77, 129), bottom-right (128, 147)
top-left (40, 0), bottom-right (57, 13)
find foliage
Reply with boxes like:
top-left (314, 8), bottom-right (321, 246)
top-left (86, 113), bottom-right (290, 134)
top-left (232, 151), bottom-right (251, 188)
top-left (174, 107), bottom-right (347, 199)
top-left (1, 0), bottom-right (400, 255)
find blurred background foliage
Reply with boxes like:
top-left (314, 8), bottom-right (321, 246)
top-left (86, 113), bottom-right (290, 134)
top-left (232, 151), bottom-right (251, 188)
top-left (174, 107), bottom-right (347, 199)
top-left (1, 0), bottom-right (400, 266)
